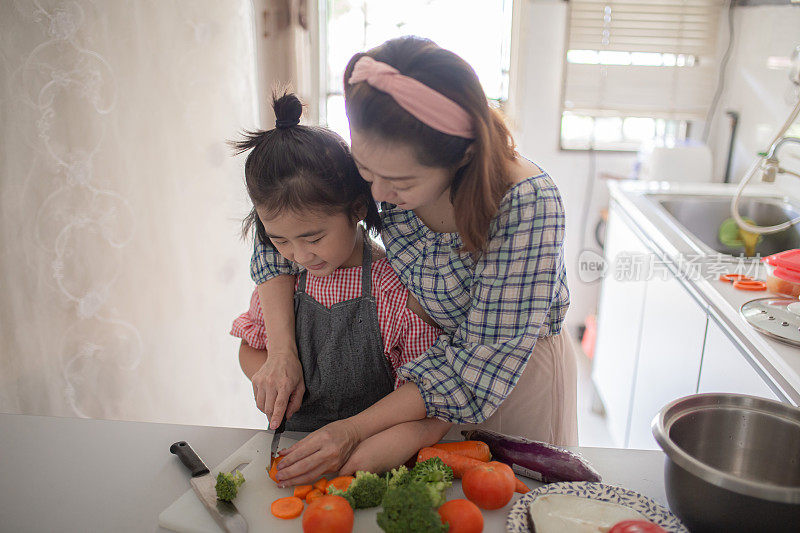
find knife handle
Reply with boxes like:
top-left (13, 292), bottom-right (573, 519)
top-left (275, 416), bottom-right (286, 434)
top-left (170, 441), bottom-right (210, 477)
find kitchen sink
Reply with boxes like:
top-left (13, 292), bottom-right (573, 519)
top-left (649, 194), bottom-right (800, 259)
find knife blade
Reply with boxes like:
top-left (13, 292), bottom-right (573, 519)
top-left (170, 441), bottom-right (248, 533)
top-left (270, 416), bottom-right (287, 470)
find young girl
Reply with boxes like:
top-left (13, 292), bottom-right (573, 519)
top-left (254, 36), bottom-right (578, 486)
top-left (230, 92), bottom-right (447, 452)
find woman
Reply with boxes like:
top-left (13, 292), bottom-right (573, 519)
top-left (252, 36), bottom-right (577, 487)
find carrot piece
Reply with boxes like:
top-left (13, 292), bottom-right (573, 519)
top-left (268, 456), bottom-right (284, 484)
top-left (418, 446), bottom-right (531, 490)
top-left (432, 441), bottom-right (491, 462)
top-left (313, 478), bottom-right (328, 492)
top-left (271, 496), bottom-right (304, 519)
top-left (306, 488), bottom-right (324, 504)
top-left (326, 476), bottom-right (355, 494)
top-left (293, 484), bottom-right (313, 499)
top-left (418, 446), bottom-right (485, 478)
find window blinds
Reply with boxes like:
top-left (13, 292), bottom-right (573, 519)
top-left (563, 0), bottom-right (726, 121)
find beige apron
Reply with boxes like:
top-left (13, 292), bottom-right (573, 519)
top-left (443, 332), bottom-right (579, 446)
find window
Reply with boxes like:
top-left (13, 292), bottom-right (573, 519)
top-left (561, 0), bottom-right (725, 151)
top-left (322, 0), bottom-right (513, 142)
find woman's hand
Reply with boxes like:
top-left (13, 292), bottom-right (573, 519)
top-left (251, 350), bottom-right (305, 429)
top-left (274, 419), bottom-right (361, 486)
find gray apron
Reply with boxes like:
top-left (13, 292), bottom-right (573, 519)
top-left (286, 236), bottom-right (395, 432)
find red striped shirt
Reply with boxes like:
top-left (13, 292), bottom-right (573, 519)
top-left (230, 257), bottom-right (442, 388)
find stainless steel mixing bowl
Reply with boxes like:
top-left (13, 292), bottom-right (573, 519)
top-left (652, 393), bottom-right (800, 533)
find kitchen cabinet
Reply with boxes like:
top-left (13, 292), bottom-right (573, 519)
top-left (593, 202), bottom-right (787, 450)
top-left (591, 209), bottom-right (650, 447)
top-left (698, 317), bottom-right (781, 401)
top-left (627, 273), bottom-right (708, 450)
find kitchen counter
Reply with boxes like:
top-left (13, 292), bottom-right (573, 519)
top-left (0, 413), bottom-right (670, 532)
top-left (608, 180), bottom-right (800, 405)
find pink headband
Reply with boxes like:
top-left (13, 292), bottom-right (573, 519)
top-left (348, 56), bottom-right (475, 139)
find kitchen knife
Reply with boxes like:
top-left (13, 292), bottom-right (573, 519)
top-left (269, 416), bottom-right (287, 470)
top-left (170, 441), bottom-right (248, 533)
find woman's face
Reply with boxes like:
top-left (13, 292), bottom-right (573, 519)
top-left (349, 128), bottom-right (454, 211)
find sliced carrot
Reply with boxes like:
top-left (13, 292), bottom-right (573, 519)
top-left (293, 484), bottom-right (313, 499)
top-left (432, 441), bottom-right (491, 462)
top-left (270, 496), bottom-right (304, 519)
top-left (306, 488), bottom-right (324, 504)
top-left (268, 456), bottom-right (283, 484)
top-left (326, 476), bottom-right (355, 494)
top-left (515, 477), bottom-right (530, 493)
top-left (313, 477), bottom-right (328, 492)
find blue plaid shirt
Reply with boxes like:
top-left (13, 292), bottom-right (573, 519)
top-left (250, 171), bottom-right (570, 424)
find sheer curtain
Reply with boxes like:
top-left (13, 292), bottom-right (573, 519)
top-left (253, 0), bottom-right (320, 125)
top-left (0, 0), bottom-right (271, 428)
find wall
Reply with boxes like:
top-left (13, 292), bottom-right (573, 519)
top-left (706, 4), bottom-right (800, 189)
top-left (510, 0), bottom-right (637, 337)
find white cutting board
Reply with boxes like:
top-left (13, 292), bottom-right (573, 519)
top-left (159, 431), bottom-right (518, 532)
top-left (160, 431), bottom-right (340, 532)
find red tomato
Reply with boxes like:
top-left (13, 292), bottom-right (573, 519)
top-left (609, 520), bottom-right (667, 533)
top-left (461, 461), bottom-right (516, 510)
top-left (438, 499), bottom-right (484, 533)
top-left (302, 495), bottom-right (353, 533)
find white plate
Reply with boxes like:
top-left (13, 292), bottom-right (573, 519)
top-left (506, 481), bottom-right (688, 533)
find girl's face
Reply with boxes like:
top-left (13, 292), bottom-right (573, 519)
top-left (258, 207), bottom-right (363, 277)
top-left (349, 128), bottom-right (454, 211)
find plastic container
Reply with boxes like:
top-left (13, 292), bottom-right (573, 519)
top-left (762, 250), bottom-right (800, 298)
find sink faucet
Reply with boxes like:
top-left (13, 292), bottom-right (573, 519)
top-left (761, 136), bottom-right (800, 182)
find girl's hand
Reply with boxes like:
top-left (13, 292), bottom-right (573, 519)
top-left (274, 419), bottom-right (361, 486)
top-left (251, 350), bottom-right (305, 429)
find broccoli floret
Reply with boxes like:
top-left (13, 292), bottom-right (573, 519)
top-left (377, 481), bottom-right (449, 533)
top-left (386, 465), bottom-right (412, 488)
top-left (326, 485), bottom-right (357, 508)
top-left (411, 457), bottom-right (454, 484)
top-left (332, 470), bottom-right (387, 509)
top-left (421, 480), bottom-right (451, 508)
top-left (407, 457), bottom-right (452, 507)
top-left (215, 471), bottom-right (245, 502)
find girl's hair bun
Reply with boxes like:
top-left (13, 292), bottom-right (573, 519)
top-left (235, 88), bottom-right (381, 246)
top-left (273, 91), bottom-right (303, 129)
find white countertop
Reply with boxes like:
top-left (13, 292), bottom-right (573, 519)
top-left (608, 180), bottom-right (800, 405)
top-left (0, 413), bottom-right (669, 533)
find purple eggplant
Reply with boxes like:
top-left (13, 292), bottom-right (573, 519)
top-left (461, 429), bottom-right (602, 483)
